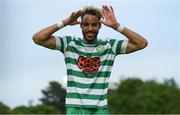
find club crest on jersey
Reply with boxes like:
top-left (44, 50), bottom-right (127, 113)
top-left (96, 45), bottom-right (105, 52)
top-left (77, 56), bottom-right (100, 74)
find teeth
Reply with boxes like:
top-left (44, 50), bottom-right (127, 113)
top-left (87, 33), bottom-right (94, 35)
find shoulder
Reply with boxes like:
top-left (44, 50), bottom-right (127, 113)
top-left (99, 38), bottom-right (128, 54)
top-left (56, 36), bottom-right (78, 44)
top-left (97, 38), bottom-right (118, 46)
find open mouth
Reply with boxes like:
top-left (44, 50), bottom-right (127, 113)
top-left (86, 33), bottom-right (95, 38)
top-left (87, 33), bottom-right (94, 36)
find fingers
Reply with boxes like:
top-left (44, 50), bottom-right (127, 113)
top-left (70, 12), bottom-right (75, 17)
top-left (102, 5), bottom-right (113, 13)
top-left (101, 8), bottom-right (107, 19)
top-left (101, 5), bottom-right (114, 20)
top-left (67, 10), bottom-right (83, 25)
top-left (104, 5), bottom-right (110, 11)
top-left (110, 6), bottom-right (114, 13)
top-left (72, 10), bottom-right (83, 18)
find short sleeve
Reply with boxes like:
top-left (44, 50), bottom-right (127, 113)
top-left (55, 36), bottom-right (72, 53)
top-left (109, 39), bottom-right (128, 55)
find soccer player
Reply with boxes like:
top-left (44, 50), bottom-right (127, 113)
top-left (33, 5), bottom-right (148, 114)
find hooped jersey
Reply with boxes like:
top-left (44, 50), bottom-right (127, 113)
top-left (55, 36), bottom-right (128, 108)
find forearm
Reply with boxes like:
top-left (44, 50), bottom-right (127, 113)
top-left (33, 24), bottom-right (60, 43)
top-left (121, 27), bottom-right (148, 49)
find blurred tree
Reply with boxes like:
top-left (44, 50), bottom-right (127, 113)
top-left (108, 78), bottom-right (180, 114)
top-left (117, 78), bottom-right (144, 95)
top-left (30, 104), bottom-right (59, 114)
top-left (2, 77), bottom-right (180, 114)
top-left (0, 102), bottom-right (10, 114)
top-left (11, 106), bottom-right (30, 114)
top-left (11, 104), bottom-right (58, 114)
top-left (39, 81), bottom-right (66, 113)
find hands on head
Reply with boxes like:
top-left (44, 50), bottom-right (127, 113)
top-left (62, 5), bottom-right (119, 29)
top-left (62, 10), bottom-right (84, 26)
top-left (100, 5), bottom-right (119, 29)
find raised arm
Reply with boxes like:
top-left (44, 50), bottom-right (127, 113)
top-left (32, 10), bottom-right (83, 49)
top-left (100, 5), bottom-right (148, 53)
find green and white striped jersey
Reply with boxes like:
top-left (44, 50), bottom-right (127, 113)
top-left (55, 36), bottom-right (128, 108)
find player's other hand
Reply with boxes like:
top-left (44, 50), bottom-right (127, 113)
top-left (100, 5), bottom-right (119, 30)
top-left (62, 10), bottom-right (83, 26)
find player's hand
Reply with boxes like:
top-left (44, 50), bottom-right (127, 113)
top-left (100, 5), bottom-right (119, 29)
top-left (62, 10), bottom-right (83, 26)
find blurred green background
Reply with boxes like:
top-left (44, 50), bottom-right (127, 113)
top-left (1, 77), bottom-right (180, 114)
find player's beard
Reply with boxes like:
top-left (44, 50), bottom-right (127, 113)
top-left (82, 30), bottom-right (99, 43)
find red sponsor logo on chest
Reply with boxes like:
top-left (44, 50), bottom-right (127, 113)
top-left (77, 56), bottom-right (100, 74)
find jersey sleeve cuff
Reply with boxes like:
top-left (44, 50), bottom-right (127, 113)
top-left (121, 40), bottom-right (128, 54)
top-left (55, 36), bottom-right (61, 51)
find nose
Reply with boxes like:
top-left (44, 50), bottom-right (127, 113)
top-left (87, 25), bottom-right (92, 31)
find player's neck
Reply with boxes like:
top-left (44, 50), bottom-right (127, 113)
top-left (83, 38), bottom-right (98, 44)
